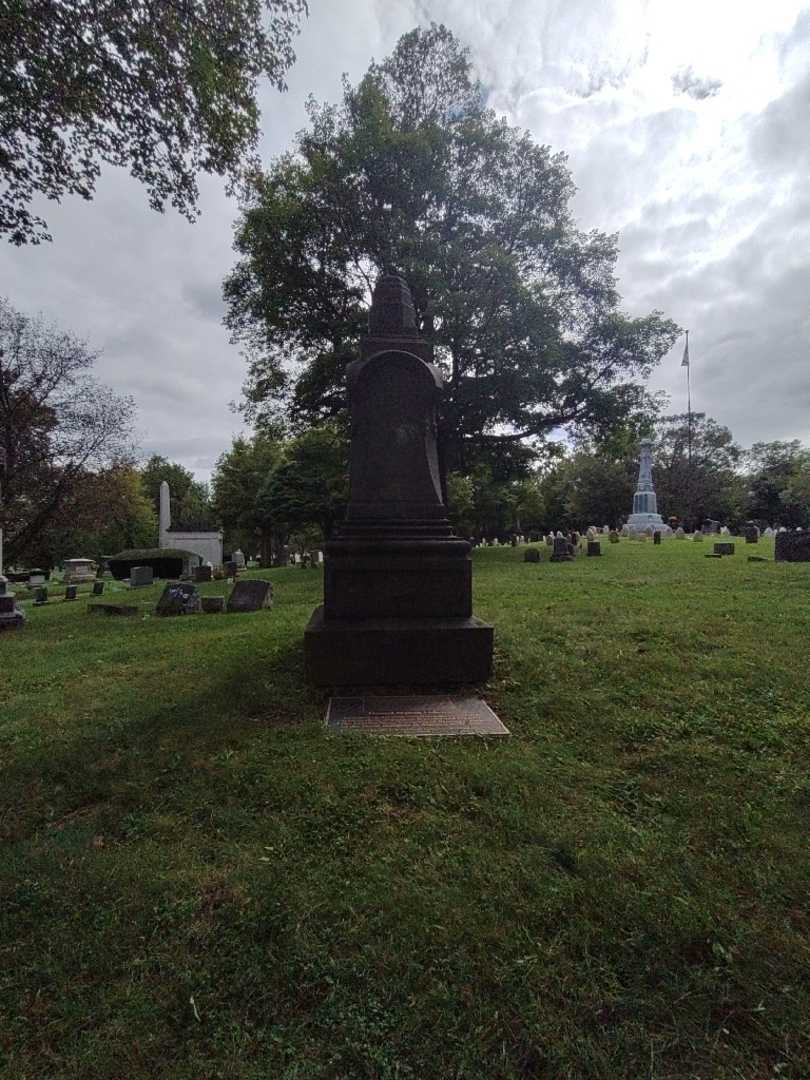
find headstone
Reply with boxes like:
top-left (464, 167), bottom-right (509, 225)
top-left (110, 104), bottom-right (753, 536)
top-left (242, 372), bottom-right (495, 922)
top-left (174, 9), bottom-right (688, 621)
top-left (587, 540), bottom-right (601, 556)
top-left (63, 558), bottom-right (96, 584)
top-left (523, 547), bottom-right (541, 563)
top-left (702, 519), bottom-right (720, 535)
top-left (609, 530), bottom-right (620, 543)
top-left (92, 581), bottom-right (104, 596)
top-left (775, 532), bottom-right (810, 562)
top-left (155, 581), bottom-right (201, 616)
top-left (34, 586), bottom-right (48, 604)
top-left (64, 585), bottom-right (78, 600)
top-left (130, 565), bottom-right (154, 588)
top-left (303, 273), bottom-right (493, 686)
top-left (693, 531), bottom-right (703, 542)
top-left (313, 550), bottom-right (324, 564)
top-left (744, 524), bottom-right (760, 544)
top-left (763, 527), bottom-right (775, 538)
top-left (720, 525), bottom-right (731, 536)
top-left (675, 526), bottom-right (686, 539)
top-left (201, 596), bottom-right (226, 614)
top-left (714, 542), bottom-right (735, 556)
top-left (570, 531), bottom-right (580, 547)
top-left (602, 525), bottom-right (610, 534)
top-left (88, 602), bottom-right (138, 616)
top-left (227, 578), bottom-right (273, 613)
top-left (653, 531), bottom-right (661, 545)
top-left (545, 534), bottom-right (554, 547)
top-left (233, 549), bottom-right (246, 569)
top-left (29, 573), bottom-right (45, 586)
top-left (550, 536), bottom-right (573, 562)
top-left (224, 560), bottom-right (238, 579)
top-left (0, 578), bottom-right (25, 632)
top-left (620, 524), bottom-right (630, 537)
top-left (586, 526), bottom-right (598, 540)
top-left (194, 564), bottom-right (213, 583)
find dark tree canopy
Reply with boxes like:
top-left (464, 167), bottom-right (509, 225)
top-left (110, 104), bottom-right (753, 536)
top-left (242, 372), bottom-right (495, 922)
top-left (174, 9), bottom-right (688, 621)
top-left (225, 24), bottom-right (680, 475)
top-left (0, 0), bottom-right (306, 244)
top-left (0, 297), bottom-right (136, 564)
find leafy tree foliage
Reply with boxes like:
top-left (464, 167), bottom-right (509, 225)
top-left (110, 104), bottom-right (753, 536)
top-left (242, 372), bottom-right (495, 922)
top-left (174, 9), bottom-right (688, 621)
top-left (0, 297), bottom-right (135, 565)
top-left (138, 454), bottom-right (213, 529)
top-left (653, 414), bottom-right (743, 526)
top-left (1, 0), bottom-right (306, 244)
top-left (257, 425), bottom-right (348, 540)
top-left (210, 429), bottom-right (285, 558)
top-left (35, 466), bottom-right (157, 566)
top-left (744, 440), bottom-right (810, 527)
top-left (225, 24), bottom-right (679, 474)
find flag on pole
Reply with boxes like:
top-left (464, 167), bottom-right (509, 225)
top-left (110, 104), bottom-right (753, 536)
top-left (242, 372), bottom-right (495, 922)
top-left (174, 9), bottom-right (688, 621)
top-left (681, 333), bottom-right (690, 367)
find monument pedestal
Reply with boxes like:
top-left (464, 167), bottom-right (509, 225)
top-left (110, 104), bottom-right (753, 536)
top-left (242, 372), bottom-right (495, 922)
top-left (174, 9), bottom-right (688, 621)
top-left (305, 607), bottom-right (493, 685)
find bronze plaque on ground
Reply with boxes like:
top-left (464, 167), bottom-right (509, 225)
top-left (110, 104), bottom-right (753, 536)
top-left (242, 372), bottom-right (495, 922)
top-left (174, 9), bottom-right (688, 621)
top-left (326, 695), bottom-right (509, 736)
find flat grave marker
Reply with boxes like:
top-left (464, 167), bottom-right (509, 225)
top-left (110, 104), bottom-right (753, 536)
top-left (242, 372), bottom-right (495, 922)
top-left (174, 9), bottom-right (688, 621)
top-left (326, 695), bottom-right (509, 736)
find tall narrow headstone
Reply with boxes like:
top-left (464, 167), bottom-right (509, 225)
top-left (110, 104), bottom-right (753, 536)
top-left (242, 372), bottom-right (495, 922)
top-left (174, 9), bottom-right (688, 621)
top-left (304, 274), bottom-right (493, 685)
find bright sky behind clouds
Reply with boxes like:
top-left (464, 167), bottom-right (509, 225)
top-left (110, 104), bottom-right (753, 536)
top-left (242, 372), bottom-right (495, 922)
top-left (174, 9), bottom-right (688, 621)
top-left (2, 0), bottom-right (809, 479)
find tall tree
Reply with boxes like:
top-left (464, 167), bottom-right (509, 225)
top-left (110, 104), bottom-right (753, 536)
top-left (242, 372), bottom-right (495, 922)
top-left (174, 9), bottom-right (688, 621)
top-left (654, 413), bottom-right (743, 526)
top-left (225, 24), bottom-right (679, 474)
top-left (256, 424), bottom-right (348, 541)
top-left (744, 440), bottom-right (810, 527)
top-left (34, 465), bottom-right (157, 565)
top-left (138, 455), bottom-right (213, 528)
top-left (0, 297), bottom-right (135, 565)
top-left (210, 429), bottom-right (285, 559)
top-left (1, 0), bottom-right (306, 244)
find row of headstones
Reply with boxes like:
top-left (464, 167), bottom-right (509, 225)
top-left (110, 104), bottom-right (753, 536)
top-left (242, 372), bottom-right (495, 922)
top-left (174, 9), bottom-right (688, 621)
top-left (271, 548), bottom-right (324, 567)
top-left (88, 578), bottom-right (274, 617)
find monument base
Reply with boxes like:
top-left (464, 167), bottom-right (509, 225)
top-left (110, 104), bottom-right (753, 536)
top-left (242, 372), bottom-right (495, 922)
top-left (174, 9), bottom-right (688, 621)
top-left (625, 513), bottom-right (672, 536)
top-left (304, 606), bottom-right (493, 686)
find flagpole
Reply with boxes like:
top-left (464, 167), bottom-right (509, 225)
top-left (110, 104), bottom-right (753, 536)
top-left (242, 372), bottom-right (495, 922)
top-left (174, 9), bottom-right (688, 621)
top-left (686, 329), bottom-right (692, 473)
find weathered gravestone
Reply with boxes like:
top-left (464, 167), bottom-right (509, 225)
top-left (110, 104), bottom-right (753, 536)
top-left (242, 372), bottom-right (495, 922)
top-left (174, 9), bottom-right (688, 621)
top-left (92, 581), bottom-right (104, 596)
top-left (693, 532), bottom-right (704, 542)
top-left (714, 542), bottom-right (735, 556)
top-left (34, 586), bottom-right (48, 605)
top-left (675, 526), bottom-right (686, 539)
top-left (201, 596), bottom-right (226, 614)
top-left (194, 565), bottom-right (213, 583)
top-left (524, 547), bottom-right (541, 563)
top-left (550, 536), bottom-right (573, 562)
top-left (303, 274), bottom-right (493, 685)
top-left (227, 578), bottom-right (272, 613)
top-left (64, 585), bottom-right (78, 600)
top-left (587, 540), bottom-right (601, 556)
top-left (156, 582), bottom-right (201, 616)
top-left (0, 577), bottom-right (25, 632)
top-left (224, 560), bottom-right (238, 579)
top-left (775, 532), bottom-right (810, 562)
top-left (653, 531), bottom-right (661, 545)
top-left (744, 524), bottom-right (760, 544)
top-left (130, 565), bottom-right (154, 588)
top-left (609, 530), bottom-right (620, 543)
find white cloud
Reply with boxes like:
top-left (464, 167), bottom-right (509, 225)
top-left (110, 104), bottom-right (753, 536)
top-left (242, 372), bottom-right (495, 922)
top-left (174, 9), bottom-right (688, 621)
top-left (1, 0), bottom-right (809, 479)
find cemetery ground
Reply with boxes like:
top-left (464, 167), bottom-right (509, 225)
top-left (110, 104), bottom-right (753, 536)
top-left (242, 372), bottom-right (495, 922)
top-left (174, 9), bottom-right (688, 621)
top-left (2, 543), bottom-right (809, 1080)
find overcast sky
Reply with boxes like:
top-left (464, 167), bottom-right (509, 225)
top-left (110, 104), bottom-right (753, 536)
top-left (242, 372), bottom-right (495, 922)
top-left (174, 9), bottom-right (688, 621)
top-left (3, 0), bottom-right (809, 480)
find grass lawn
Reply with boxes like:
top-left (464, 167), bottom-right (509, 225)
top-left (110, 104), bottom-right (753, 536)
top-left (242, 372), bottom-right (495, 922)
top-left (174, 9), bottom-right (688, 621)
top-left (2, 540), bottom-right (809, 1079)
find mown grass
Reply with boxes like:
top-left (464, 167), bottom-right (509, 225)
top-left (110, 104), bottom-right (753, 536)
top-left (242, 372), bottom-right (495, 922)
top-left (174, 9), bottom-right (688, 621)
top-left (2, 541), bottom-right (809, 1079)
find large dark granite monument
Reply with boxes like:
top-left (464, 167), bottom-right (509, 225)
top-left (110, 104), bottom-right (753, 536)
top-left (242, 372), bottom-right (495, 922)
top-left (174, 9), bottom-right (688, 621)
top-left (304, 274), bottom-right (493, 685)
